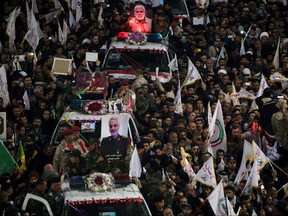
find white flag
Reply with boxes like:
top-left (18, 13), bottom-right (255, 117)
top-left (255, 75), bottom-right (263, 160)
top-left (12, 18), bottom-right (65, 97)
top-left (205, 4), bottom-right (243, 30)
top-left (23, 21), bottom-right (44, 51)
top-left (76, 0), bottom-right (82, 23)
top-left (0, 66), bottom-right (10, 107)
top-left (252, 140), bottom-right (269, 170)
top-left (52, 0), bottom-right (62, 9)
top-left (272, 37), bottom-right (280, 70)
top-left (256, 74), bottom-right (269, 97)
top-left (230, 88), bottom-right (257, 101)
top-left (71, 0), bottom-right (77, 10)
top-left (231, 82), bottom-right (240, 106)
top-left (270, 72), bottom-right (288, 82)
top-left (207, 180), bottom-right (228, 216)
top-left (6, 7), bottom-right (21, 40)
top-left (180, 147), bottom-right (195, 179)
top-left (240, 38), bottom-right (246, 56)
top-left (194, 157), bottom-right (217, 188)
top-left (62, 20), bottom-right (70, 45)
top-left (243, 159), bottom-right (259, 192)
top-left (209, 100), bottom-right (227, 156)
top-left (69, 9), bottom-right (77, 30)
top-left (58, 20), bottom-right (64, 44)
top-left (26, 0), bottom-right (37, 29)
top-left (234, 140), bottom-right (254, 185)
top-left (32, 0), bottom-right (39, 13)
top-left (207, 102), bottom-right (213, 126)
top-left (44, 8), bottom-right (62, 24)
top-left (129, 146), bottom-right (142, 178)
top-left (182, 58), bottom-right (202, 87)
top-left (168, 54), bottom-right (178, 72)
top-left (216, 46), bottom-right (225, 68)
top-left (227, 198), bottom-right (236, 216)
top-left (23, 91), bottom-right (30, 110)
top-left (98, 5), bottom-right (104, 27)
top-left (174, 82), bottom-right (183, 114)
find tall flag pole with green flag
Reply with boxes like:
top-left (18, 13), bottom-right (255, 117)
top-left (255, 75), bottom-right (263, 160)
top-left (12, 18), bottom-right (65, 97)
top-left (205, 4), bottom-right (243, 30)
top-left (0, 140), bottom-right (17, 176)
top-left (209, 100), bottom-right (227, 156)
top-left (182, 57), bottom-right (202, 87)
top-left (273, 37), bottom-right (281, 70)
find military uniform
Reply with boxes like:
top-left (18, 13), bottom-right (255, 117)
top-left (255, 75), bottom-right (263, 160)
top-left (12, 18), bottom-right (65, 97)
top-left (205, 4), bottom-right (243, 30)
top-left (272, 111), bottom-right (288, 150)
top-left (67, 157), bottom-right (86, 177)
top-left (86, 149), bottom-right (104, 172)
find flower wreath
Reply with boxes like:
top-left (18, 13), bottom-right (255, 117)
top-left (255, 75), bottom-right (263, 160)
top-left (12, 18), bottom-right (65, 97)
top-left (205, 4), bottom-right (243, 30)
top-left (86, 172), bottom-right (115, 192)
top-left (84, 101), bottom-right (105, 115)
top-left (126, 32), bottom-right (147, 46)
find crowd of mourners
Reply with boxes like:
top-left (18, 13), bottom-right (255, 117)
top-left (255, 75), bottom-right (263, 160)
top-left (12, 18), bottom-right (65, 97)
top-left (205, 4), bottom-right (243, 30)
top-left (1, 0), bottom-right (288, 215)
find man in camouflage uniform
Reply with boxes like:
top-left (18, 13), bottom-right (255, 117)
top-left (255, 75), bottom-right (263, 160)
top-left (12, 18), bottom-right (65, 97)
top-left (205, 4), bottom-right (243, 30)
top-left (53, 129), bottom-right (75, 174)
top-left (71, 125), bottom-right (88, 156)
top-left (86, 140), bottom-right (106, 173)
top-left (271, 99), bottom-right (288, 160)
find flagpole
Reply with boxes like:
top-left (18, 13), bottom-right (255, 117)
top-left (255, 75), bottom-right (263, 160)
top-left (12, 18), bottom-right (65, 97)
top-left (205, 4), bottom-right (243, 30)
top-left (270, 160), bottom-right (288, 177)
top-left (193, 200), bottom-right (205, 216)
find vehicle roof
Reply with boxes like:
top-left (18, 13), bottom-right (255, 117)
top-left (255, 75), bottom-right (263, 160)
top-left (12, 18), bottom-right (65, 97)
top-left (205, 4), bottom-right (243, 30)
top-left (60, 110), bottom-right (133, 121)
top-left (64, 184), bottom-right (144, 203)
top-left (109, 40), bottom-right (169, 51)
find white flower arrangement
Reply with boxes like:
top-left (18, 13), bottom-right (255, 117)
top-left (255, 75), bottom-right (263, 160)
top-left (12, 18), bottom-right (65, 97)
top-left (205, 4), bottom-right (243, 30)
top-left (126, 32), bottom-right (147, 46)
top-left (86, 172), bottom-right (115, 192)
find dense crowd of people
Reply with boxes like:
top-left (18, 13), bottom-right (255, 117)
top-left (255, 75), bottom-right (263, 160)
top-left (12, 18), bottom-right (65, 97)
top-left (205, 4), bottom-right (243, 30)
top-left (1, 0), bottom-right (288, 215)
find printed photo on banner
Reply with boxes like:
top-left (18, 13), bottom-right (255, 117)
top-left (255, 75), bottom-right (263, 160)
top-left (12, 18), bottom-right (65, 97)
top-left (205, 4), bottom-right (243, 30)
top-left (101, 114), bottom-right (129, 140)
top-left (129, 4), bottom-right (152, 33)
top-left (75, 71), bottom-right (92, 90)
top-left (108, 98), bottom-right (123, 113)
top-left (100, 115), bottom-right (129, 160)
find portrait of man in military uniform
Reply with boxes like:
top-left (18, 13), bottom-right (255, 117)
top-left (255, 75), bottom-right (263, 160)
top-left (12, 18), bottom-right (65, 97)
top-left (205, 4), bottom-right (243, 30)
top-left (101, 116), bottom-right (130, 161)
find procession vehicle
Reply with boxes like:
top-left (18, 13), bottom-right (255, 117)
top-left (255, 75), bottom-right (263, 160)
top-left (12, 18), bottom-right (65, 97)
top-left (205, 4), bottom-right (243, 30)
top-left (50, 98), bottom-right (139, 146)
top-left (102, 32), bottom-right (173, 83)
top-left (164, 0), bottom-right (190, 25)
top-left (22, 173), bottom-right (152, 216)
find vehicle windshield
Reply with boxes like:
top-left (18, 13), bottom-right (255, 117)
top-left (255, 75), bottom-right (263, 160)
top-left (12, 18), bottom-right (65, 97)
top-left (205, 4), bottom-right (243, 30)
top-left (64, 202), bottom-right (151, 216)
top-left (104, 48), bottom-right (169, 72)
top-left (52, 120), bottom-right (101, 146)
top-left (165, 0), bottom-right (188, 15)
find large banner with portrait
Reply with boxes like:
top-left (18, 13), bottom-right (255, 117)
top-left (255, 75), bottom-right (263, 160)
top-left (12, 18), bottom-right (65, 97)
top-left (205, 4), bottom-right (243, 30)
top-left (100, 114), bottom-right (129, 141)
top-left (129, 4), bottom-right (153, 33)
top-left (100, 114), bottom-right (129, 160)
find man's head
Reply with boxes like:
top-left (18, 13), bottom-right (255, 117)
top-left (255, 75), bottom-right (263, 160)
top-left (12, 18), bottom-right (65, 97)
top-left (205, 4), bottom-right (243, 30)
top-left (109, 117), bottom-right (120, 137)
top-left (134, 5), bottom-right (146, 21)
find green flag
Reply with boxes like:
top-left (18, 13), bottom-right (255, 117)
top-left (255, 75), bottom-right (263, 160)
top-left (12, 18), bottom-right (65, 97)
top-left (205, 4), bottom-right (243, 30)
top-left (0, 140), bottom-right (17, 176)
